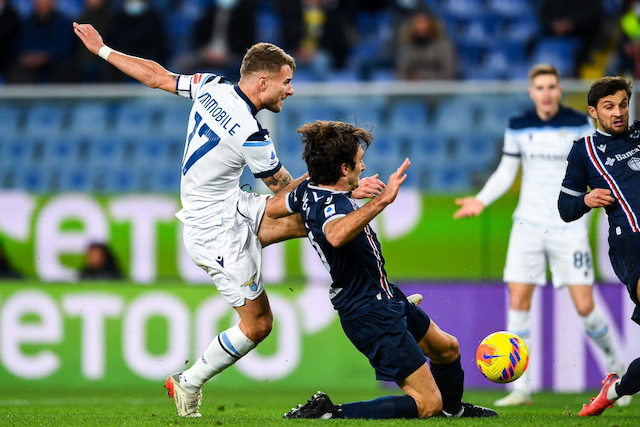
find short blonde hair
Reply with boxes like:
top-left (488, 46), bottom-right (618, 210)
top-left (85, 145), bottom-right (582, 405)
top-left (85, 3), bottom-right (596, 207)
top-left (528, 64), bottom-right (560, 82)
top-left (240, 43), bottom-right (296, 77)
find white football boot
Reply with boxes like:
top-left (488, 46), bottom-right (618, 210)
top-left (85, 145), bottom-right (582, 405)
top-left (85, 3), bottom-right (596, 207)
top-left (494, 390), bottom-right (532, 407)
top-left (407, 293), bottom-right (423, 306)
top-left (164, 372), bottom-right (203, 417)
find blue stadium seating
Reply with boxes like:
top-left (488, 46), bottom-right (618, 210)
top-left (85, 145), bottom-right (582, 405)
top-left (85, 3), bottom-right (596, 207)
top-left (69, 102), bottom-right (110, 136)
top-left (156, 102), bottom-right (191, 138)
top-left (15, 166), bottom-right (50, 193)
top-left (104, 168), bottom-right (140, 193)
top-left (404, 133), bottom-right (449, 167)
top-left (433, 98), bottom-right (476, 134)
top-left (132, 136), bottom-right (174, 169)
top-left (454, 134), bottom-right (501, 171)
top-left (429, 166), bottom-right (471, 192)
top-left (444, 0), bottom-right (487, 17)
top-left (42, 136), bottom-right (83, 166)
top-left (531, 38), bottom-right (579, 77)
top-left (488, 0), bottom-right (532, 18)
top-left (25, 103), bottom-right (65, 136)
top-left (0, 105), bottom-right (22, 136)
top-left (502, 14), bottom-right (539, 43)
top-left (388, 101), bottom-right (429, 138)
top-left (114, 101), bottom-right (156, 136)
top-left (87, 136), bottom-right (126, 167)
top-left (59, 167), bottom-right (95, 192)
top-left (0, 136), bottom-right (36, 167)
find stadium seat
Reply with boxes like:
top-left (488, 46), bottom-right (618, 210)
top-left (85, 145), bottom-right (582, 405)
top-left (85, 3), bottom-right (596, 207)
top-left (456, 41), bottom-right (484, 69)
top-left (429, 166), bottom-right (471, 192)
top-left (42, 136), bottom-right (83, 166)
top-left (0, 136), bottom-right (36, 167)
top-left (69, 102), bottom-right (110, 136)
top-left (461, 14), bottom-right (503, 44)
top-left (156, 102), bottom-right (191, 138)
top-left (132, 136), bottom-right (174, 169)
top-left (86, 136), bottom-right (126, 167)
top-left (388, 101), bottom-right (429, 137)
top-left (114, 101), bottom-right (156, 136)
top-left (531, 38), bottom-right (579, 77)
top-left (0, 104), bottom-right (22, 136)
top-left (454, 134), bottom-right (501, 171)
top-left (15, 166), bottom-right (50, 193)
top-left (404, 133), bottom-right (449, 167)
top-left (104, 168), bottom-right (140, 193)
top-left (24, 103), bottom-right (65, 136)
top-left (444, 0), bottom-right (486, 17)
top-left (338, 98), bottom-right (385, 128)
top-left (433, 98), bottom-right (476, 134)
top-left (256, 2), bottom-right (282, 46)
top-left (502, 14), bottom-right (539, 42)
top-left (152, 167), bottom-right (181, 193)
top-left (487, 0), bottom-right (532, 18)
top-left (58, 167), bottom-right (96, 192)
top-left (366, 131), bottom-right (403, 164)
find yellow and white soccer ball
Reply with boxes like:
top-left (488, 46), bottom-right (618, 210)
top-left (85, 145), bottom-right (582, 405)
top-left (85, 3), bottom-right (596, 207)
top-left (476, 331), bottom-right (529, 384)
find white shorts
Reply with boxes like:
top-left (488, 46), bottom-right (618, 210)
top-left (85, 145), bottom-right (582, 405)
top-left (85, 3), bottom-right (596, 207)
top-left (182, 191), bottom-right (269, 307)
top-left (503, 220), bottom-right (594, 288)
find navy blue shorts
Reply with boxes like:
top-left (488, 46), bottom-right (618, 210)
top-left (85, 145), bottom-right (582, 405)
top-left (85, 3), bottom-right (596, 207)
top-left (339, 286), bottom-right (431, 382)
top-left (608, 233), bottom-right (640, 325)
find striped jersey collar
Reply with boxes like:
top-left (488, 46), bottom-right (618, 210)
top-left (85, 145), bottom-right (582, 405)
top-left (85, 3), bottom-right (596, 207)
top-left (234, 84), bottom-right (258, 116)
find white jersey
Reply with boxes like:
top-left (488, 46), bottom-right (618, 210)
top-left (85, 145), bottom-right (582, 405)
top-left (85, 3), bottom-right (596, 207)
top-left (504, 105), bottom-right (594, 228)
top-left (174, 73), bottom-right (281, 228)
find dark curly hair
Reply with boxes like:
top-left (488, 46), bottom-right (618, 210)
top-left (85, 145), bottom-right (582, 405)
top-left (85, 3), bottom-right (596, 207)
top-left (297, 120), bottom-right (373, 185)
top-left (588, 76), bottom-right (632, 108)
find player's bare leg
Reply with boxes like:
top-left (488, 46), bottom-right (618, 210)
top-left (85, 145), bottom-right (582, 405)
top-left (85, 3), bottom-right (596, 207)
top-left (417, 321), bottom-right (497, 417)
top-left (258, 214), bottom-right (306, 247)
top-left (397, 362), bottom-right (443, 418)
top-left (568, 284), bottom-right (628, 406)
top-left (495, 283), bottom-right (535, 406)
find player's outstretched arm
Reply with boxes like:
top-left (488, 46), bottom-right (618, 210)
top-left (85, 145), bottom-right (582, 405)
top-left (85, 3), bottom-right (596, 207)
top-left (453, 197), bottom-right (485, 219)
top-left (324, 158), bottom-right (410, 247)
top-left (73, 22), bottom-right (178, 93)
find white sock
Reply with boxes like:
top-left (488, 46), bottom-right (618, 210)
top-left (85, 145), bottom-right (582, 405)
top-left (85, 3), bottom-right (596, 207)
top-left (507, 309), bottom-right (531, 395)
top-left (580, 307), bottom-right (623, 373)
top-left (181, 324), bottom-right (256, 392)
top-left (607, 378), bottom-right (622, 401)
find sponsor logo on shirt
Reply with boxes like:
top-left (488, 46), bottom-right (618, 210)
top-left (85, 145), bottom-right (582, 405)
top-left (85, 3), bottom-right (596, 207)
top-left (628, 157), bottom-right (640, 171)
top-left (193, 73), bottom-right (203, 84)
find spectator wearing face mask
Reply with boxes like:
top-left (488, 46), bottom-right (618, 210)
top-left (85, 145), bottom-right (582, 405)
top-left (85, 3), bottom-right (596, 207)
top-left (395, 10), bottom-right (458, 80)
top-left (103, 0), bottom-right (168, 82)
top-left (175, 0), bottom-right (256, 81)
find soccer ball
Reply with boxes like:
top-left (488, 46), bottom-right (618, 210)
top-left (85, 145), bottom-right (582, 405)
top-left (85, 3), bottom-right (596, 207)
top-left (476, 331), bottom-right (529, 384)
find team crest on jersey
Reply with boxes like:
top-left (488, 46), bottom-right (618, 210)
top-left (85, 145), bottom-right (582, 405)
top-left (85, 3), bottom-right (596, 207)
top-left (324, 204), bottom-right (336, 218)
top-left (606, 157), bottom-right (616, 166)
top-left (193, 73), bottom-right (203, 84)
top-left (628, 157), bottom-right (640, 171)
top-left (631, 129), bottom-right (640, 139)
top-left (597, 144), bottom-right (606, 153)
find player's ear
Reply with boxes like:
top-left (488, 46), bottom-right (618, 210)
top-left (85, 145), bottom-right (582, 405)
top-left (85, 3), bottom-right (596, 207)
top-left (588, 106), bottom-right (598, 121)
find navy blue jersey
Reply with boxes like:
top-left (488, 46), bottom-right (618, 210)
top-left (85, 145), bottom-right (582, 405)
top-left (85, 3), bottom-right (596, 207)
top-left (286, 179), bottom-right (393, 319)
top-left (559, 121), bottom-right (640, 236)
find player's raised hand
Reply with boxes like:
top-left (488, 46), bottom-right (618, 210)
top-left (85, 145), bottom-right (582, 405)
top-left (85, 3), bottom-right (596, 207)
top-left (584, 188), bottom-right (615, 208)
top-left (379, 158), bottom-right (410, 205)
top-left (453, 197), bottom-right (485, 219)
top-left (352, 173), bottom-right (386, 199)
top-left (73, 22), bottom-right (105, 55)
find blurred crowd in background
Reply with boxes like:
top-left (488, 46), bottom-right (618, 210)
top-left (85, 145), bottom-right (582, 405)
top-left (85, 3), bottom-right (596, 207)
top-left (1, 0), bottom-right (639, 84)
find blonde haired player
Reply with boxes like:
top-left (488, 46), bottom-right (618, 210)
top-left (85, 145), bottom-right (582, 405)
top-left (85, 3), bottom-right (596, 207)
top-left (454, 64), bottom-right (629, 407)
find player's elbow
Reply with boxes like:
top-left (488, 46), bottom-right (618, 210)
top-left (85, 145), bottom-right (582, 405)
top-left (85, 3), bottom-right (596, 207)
top-left (325, 233), bottom-right (344, 248)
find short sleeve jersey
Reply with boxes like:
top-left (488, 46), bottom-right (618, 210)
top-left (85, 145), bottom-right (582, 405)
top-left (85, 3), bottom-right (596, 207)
top-left (286, 179), bottom-right (394, 319)
top-left (503, 105), bottom-right (594, 228)
top-left (174, 73), bottom-right (282, 228)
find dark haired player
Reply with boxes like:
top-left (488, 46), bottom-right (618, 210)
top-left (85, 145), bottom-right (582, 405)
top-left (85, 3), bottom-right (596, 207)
top-left (558, 76), bottom-right (640, 416)
top-left (267, 120), bottom-right (497, 419)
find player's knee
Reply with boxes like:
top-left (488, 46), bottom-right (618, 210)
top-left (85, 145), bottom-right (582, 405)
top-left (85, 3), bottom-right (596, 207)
top-left (445, 336), bottom-right (460, 361)
top-left (575, 302), bottom-right (595, 317)
top-left (253, 315), bottom-right (273, 343)
top-left (414, 394), bottom-right (443, 418)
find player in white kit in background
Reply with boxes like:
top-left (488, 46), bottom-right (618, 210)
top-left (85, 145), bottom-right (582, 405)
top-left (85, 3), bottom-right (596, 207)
top-left (453, 64), bottom-right (629, 407)
top-left (73, 22), bottom-right (386, 417)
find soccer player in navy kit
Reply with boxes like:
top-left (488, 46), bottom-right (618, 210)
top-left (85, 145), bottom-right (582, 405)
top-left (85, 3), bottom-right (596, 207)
top-left (559, 76), bottom-right (640, 416)
top-left (267, 121), bottom-right (497, 419)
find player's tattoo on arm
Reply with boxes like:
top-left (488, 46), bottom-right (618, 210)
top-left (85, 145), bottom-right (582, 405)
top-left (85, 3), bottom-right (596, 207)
top-left (262, 169), bottom-right (294, 194)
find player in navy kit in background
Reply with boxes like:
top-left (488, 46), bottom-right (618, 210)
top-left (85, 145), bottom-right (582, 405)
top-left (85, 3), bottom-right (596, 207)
top-left (266, 120), bottom-right (497, 419)
top-left (558, 76), bottom-right (640, 416)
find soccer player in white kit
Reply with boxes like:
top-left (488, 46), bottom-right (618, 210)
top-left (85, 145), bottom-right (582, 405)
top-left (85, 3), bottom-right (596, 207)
top-left (73, 22), bottom-right (385, 417)
top-left (453, 64), bottom-right (629, 407)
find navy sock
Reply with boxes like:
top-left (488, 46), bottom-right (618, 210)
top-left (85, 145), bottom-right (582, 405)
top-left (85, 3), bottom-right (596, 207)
top-left (617, 357), bottom-right (640, 396)
top-left (430, 356), bottom-right (464, 415)
top-left (342, 395), bottom-right (418, 419)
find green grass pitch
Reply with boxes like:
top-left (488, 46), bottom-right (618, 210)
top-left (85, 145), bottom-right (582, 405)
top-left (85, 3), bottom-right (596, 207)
top-left (2, 385), bottom-right (639, 426)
